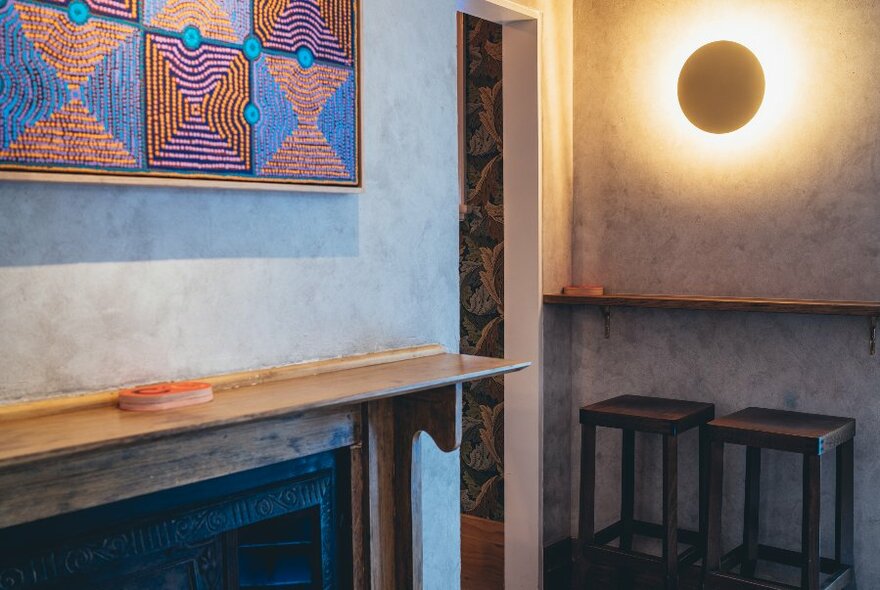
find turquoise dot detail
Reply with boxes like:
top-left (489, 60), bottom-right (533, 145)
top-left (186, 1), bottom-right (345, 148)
top-left (68, 1), bottom-right (89, 25)
top-left (243, 36), bottom-right (262, 61)
top-left (296, 46), bottom-right (315, 69)
top-left (244, 103), bottom-right (260, 125)
top-left (182, 26), bottom-right (202, 50)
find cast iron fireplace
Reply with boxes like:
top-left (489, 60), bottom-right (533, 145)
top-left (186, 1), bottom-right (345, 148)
top-left (0, 451), bottom-right (352, 590)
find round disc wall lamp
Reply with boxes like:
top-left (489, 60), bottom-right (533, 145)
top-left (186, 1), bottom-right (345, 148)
top-left (678, 40), bottom-right (766, 134)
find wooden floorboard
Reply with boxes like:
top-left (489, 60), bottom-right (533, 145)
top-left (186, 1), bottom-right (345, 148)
top-left (462, 514), bottom-right (504, 590)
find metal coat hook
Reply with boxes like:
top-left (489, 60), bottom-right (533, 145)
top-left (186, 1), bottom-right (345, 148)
top-left (870, 316), bottom-right (877, 356)
top-left (602, 306), bottom-right (612, 339)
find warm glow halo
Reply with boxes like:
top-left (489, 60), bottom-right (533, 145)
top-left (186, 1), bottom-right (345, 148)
top-left (655, 9), bottom-right (803, 152)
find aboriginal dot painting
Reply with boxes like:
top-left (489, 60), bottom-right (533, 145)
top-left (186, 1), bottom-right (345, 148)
top-left (0, 0), bottom-right (360, 186)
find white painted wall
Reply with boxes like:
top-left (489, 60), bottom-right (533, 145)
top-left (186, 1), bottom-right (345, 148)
top-left (0, 0), bottom-right (461, 585)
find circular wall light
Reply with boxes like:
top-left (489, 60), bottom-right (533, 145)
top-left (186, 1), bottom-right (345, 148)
top-left (678, 40), bottom-right (766, 134)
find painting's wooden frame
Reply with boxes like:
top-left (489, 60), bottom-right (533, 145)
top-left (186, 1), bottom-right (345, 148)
top-left (0, 0), bottom-right (364, 194)
top-left (0, 170), bottom-right (365, 193)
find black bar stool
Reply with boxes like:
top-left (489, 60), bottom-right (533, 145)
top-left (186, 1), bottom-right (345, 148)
top-left (576, 395), bottom-right (715, 590)
top-left (704, 407), bottom-right (856, 590)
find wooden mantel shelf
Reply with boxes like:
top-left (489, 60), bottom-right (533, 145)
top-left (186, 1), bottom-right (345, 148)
top-left (544, 293), bottom-right (880, 355)
top-left (543, 293), bottom-right (880, 316)
top-left (0, 352), bottom-right (528, 470)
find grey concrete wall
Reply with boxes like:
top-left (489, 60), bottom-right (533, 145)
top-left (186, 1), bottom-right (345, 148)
top-left (0, 0), bottom-right (460, 586)
top-left (543, 304), bottom-right (573, 545)
top-left (567, 0), bottom-right (880, 583)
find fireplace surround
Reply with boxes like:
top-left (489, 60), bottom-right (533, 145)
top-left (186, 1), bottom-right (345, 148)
top-left (0, 347), bottom-right (528, 590)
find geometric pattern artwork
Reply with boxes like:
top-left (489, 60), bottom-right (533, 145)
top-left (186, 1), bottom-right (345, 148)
top-left (0, 0), bottom-right (359, 186)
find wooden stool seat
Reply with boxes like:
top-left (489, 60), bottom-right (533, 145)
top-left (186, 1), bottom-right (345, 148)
top-left (708, 407), bottom-right (855, 455)
top-left (576, 395), bottom-right (715, 590)
top-left (704, 407), bottom-right (856, 590)
top-left (580, 394), bottom-right (715, 434)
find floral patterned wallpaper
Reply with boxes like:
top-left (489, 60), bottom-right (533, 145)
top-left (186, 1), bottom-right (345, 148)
top-left (460, 15), bottom-right (504, 522)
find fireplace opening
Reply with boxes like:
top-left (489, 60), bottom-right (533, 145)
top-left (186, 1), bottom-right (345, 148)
top-left (0, 450), bottom-right (353, 590)
top-left (233, 507), bottom-right (323, 589)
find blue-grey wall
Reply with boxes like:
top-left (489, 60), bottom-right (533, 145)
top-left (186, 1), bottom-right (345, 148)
top-left (564, 0), bottom-right (880, 584)
top-left (0, 0), bottom-right (461, 585)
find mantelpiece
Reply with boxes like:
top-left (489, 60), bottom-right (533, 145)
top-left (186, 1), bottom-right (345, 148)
top-left (0, 346), bottom-right (529, 589)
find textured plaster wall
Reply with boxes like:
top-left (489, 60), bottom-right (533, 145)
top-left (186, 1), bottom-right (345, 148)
top-left (567, 0), bottom-right (880, 583)
top-left (0, 0), bottom-right (460, 586)
top-left (573, 0), bottom-right (880, 297)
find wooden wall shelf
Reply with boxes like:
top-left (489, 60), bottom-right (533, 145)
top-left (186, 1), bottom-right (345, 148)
top-left (544, 293), bottom-right (880, 354)
top-left (544, 293), bottom-right (880, 316)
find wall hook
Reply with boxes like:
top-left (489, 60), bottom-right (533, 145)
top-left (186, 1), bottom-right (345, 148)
top-left (602, 306), bottom-right (612, 339)
top-left (870, 316), bottom-right (877, 356)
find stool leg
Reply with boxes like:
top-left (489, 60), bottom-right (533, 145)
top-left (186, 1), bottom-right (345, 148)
top-left (802, 454), bottom-right (820, 590)
top-left (699, 426), bottom-right (709, 564)
top-left (663, 435), bottom-right (679, 590)
top-left (835, 440), bottom-right (855, 588)
top-left (575, 424), bottom-right (597, 588)
top-left (704, 440), bottom-right (724, 578)
top-left (742, 447), bottom-right (762, 577)
top-left (621, 429), bottom-right (635, 551)
top-left (617, 429), bottom-right (636, 590)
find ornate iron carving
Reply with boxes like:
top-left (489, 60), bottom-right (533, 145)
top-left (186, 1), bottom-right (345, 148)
top-left (0, 472), bottom-right (333, 590)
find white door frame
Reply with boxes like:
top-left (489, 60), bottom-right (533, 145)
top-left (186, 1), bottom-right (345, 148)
top-left (455, 1), bottom-right (544, 588)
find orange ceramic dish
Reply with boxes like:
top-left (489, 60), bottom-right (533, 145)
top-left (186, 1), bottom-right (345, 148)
top-left (118, 382), bottom-right (214, 412)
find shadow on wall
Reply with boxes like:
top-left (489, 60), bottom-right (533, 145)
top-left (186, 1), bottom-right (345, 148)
top-left (0, 181), bottom-right (360, 266)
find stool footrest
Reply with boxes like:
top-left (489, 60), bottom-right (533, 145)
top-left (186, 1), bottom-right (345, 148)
top-left (720, 543), bottom-right (850, 576)
top-left (710, 544), bottom-right (854, 590)
top-left (584, 544), bottom-right (659, 572)
top-left (581, 535), bottom-right (701, 568)
top-left (678, 545), bottom-right (702, 567)
top-left (757, 545), bottom-right (845, 575)
top-left (592, 519), bottom-right (702, 548)
top-left (594, 521), bottom-right (622, 545)
top-left (580, 544), bottom-right (707, 587)
top-left (824, 567), bottom-right (856, 590)
top-left (632, 519), bottom-right (702, 547)
top-left (707, 567), bottom-right (853, 590)
top-left (706, 572), bottom-right (799, 590)
top-left (720, 545), bottom-right (744, 571)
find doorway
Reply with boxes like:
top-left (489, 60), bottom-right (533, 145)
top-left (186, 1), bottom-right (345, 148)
top-left (455, 1), bottom-right (543, 588)
top-left (459, 11), bottom-right (505, 590)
